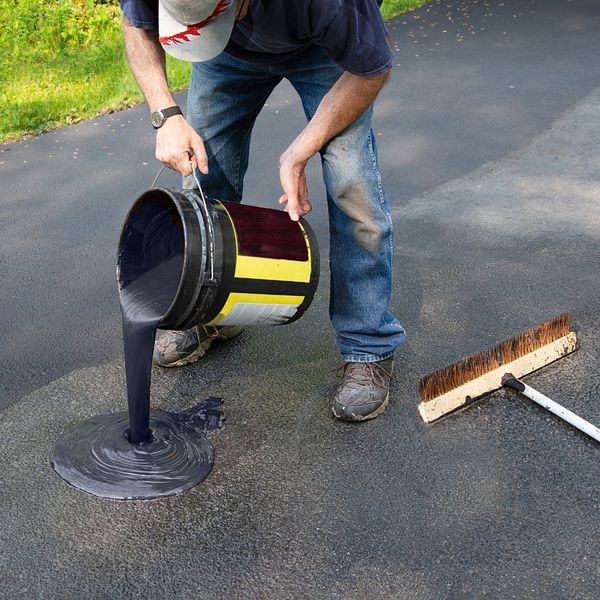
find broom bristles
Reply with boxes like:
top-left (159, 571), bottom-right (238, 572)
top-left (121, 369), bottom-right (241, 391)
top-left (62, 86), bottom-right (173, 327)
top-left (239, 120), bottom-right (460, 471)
top-left (419, 313), bottom-right (571, 403)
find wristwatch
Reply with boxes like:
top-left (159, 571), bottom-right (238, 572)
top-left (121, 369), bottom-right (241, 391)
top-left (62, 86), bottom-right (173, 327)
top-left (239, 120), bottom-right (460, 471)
top-left (151, 105), bottom-right (183, 129)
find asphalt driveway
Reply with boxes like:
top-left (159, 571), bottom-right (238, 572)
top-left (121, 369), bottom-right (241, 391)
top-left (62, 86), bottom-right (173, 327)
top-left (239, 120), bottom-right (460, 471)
top-left (2, 0), bottom-right (600, 597)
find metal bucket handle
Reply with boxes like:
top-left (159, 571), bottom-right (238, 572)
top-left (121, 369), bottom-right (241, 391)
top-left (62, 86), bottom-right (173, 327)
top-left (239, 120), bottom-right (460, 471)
top-left (151, 161), bottom-right (216, 284)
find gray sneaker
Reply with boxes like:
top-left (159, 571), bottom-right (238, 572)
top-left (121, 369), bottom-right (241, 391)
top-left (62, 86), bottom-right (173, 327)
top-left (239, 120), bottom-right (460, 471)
top-left (332, 358), bottom-right (394, 421)
top-left (153, 325), bottom-right (242, 368)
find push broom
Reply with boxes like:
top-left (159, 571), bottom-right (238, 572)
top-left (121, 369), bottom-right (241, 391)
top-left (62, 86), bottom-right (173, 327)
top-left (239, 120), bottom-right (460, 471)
top-left (417, 313), bottom-right (600, 442)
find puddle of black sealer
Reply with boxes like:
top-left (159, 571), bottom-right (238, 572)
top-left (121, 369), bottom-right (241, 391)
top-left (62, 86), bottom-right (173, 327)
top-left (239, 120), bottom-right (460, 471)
top-left (50, 195), bottom-right (222, 500)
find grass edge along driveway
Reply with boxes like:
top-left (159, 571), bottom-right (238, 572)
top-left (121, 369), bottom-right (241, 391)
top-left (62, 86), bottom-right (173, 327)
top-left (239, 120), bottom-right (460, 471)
top-left (0, 0), bottom-right (428, 144)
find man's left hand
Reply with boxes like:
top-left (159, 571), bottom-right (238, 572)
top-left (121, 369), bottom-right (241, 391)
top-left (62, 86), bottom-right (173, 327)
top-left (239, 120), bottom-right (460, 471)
top-left (278, 146), bottom-right (313, 222)
top-left (277, 70), bottom-right (391, 222)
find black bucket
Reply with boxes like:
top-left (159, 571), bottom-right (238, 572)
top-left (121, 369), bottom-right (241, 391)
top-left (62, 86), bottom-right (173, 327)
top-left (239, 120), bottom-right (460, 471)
top-left (117, 188), bottom-right (320, 330)
top-left (49, 188), bottom-right (320, 501)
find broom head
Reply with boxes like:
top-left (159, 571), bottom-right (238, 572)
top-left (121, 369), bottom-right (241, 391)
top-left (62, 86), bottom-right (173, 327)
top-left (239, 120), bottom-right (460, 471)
top-left (418, 313), bottom-right (577, 422)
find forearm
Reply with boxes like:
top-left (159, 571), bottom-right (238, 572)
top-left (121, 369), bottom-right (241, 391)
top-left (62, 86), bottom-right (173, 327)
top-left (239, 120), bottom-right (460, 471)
top-left (122, 17), bottom-right (175, 112)
top-left (289, 70), bottom-right (391, 161)
top-left (121, 16), bottom-right (208, 175)
top-left (278, 69), bottom-right (390, 220)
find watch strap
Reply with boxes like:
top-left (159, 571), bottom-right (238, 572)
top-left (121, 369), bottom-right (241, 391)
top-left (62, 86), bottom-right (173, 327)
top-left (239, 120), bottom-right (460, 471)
top-left (161, 106), bottom-right (183, 119)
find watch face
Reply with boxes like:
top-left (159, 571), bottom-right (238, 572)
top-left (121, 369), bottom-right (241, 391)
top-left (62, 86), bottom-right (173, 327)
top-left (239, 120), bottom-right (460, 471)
top-left (151, 111), bottom-right (164, 128)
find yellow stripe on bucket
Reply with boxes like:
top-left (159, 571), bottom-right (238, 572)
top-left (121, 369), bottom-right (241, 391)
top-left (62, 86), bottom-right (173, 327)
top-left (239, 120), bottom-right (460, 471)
top-left (235, 255), bottom-right (311, 282)
top-left (208, 292), bottom-right (305, 326)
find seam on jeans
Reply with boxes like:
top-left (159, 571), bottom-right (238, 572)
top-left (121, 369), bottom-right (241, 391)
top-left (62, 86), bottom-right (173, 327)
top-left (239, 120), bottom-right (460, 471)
top-left (368, 131), bottom-right (386, 209)
top-left (368, 131), bottom-right (394, 257)
top-left (234, 126), bottom-right (253, 202)
top-left (341, 351), bottom-right (395, 364)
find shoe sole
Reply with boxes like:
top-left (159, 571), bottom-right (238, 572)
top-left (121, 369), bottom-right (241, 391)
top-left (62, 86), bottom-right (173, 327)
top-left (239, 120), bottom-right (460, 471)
top-left (332, 391), bottom-right (390, 422)
top-left (155, 328), bottom-right (242, 368)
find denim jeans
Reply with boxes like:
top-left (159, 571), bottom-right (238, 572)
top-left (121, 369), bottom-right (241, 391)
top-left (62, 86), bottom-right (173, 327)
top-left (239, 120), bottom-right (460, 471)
top-left (185, 46), bottom-right (406, 362)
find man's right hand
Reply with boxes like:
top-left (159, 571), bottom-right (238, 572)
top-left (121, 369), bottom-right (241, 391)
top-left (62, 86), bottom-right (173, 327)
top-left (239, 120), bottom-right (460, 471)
top-left (155, 115), bottom-right (209, 176)
top-left (121, 21), bottom-right (208, 176)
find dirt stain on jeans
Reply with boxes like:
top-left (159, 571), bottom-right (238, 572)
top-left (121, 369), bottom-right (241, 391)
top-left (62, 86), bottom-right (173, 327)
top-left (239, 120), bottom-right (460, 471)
top-left (335, 183), bottom-right (382, 253)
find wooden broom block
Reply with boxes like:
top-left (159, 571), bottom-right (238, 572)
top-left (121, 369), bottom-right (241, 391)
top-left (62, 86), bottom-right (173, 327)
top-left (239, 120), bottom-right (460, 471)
top-left (418, 332), bottom-right (578, 423)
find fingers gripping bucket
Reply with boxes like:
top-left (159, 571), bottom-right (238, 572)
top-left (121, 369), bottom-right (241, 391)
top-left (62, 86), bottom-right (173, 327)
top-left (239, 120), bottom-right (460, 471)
top-left (49, 188), bottom-right (319, 501)
top-left (120, 188), bottom-right (320, 331)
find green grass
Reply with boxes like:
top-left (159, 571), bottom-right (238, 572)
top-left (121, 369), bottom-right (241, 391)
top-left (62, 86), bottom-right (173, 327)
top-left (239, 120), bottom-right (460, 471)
top-left (381, 0), bottom-right (430, 20)
top-left (0, 0), bottom-right (428, 144)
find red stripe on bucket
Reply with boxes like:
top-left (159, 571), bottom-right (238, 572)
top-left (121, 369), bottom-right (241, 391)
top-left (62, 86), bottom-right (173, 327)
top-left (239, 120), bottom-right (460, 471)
top-left (223, 202), bottom-right (309, 262)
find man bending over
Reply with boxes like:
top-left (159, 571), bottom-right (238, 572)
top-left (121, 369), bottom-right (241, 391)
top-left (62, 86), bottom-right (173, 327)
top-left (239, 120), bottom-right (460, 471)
top-left (118, 0), bottom-right (406, 420)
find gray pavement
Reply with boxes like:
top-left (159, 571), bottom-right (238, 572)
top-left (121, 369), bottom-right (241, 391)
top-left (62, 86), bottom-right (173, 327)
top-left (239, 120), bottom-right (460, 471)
top-left (2, 0), bottom-right (600, 597)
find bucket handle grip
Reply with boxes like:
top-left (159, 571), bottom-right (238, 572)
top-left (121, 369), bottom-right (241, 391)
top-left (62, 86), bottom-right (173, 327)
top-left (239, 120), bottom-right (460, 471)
top-left (190, 163), bottom-right (216, 285)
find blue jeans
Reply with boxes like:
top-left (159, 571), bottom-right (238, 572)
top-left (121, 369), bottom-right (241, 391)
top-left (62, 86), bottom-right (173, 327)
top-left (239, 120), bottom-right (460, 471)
top-left (185, 47), bottom-right (406, 363)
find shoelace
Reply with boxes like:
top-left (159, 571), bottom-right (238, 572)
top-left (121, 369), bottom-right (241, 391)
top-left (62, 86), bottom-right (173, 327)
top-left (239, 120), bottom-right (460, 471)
top-left (335, 362), bottom-right (392, 389)
top-left (197, 325), bottom-right (220, 339)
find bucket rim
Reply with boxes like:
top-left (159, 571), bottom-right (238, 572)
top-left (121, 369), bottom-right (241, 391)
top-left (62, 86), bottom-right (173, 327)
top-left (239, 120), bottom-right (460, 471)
top-left (116, 187), bottom-right (197, 326)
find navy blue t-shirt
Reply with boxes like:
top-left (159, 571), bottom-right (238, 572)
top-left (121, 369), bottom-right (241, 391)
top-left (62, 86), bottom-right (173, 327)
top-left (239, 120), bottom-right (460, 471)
top-left (119, 0), bottom-right (393, 76)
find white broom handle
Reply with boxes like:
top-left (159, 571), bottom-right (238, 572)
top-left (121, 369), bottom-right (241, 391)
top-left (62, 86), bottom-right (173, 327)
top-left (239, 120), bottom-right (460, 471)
top-left (503, 375), bottom-right (600, 443)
